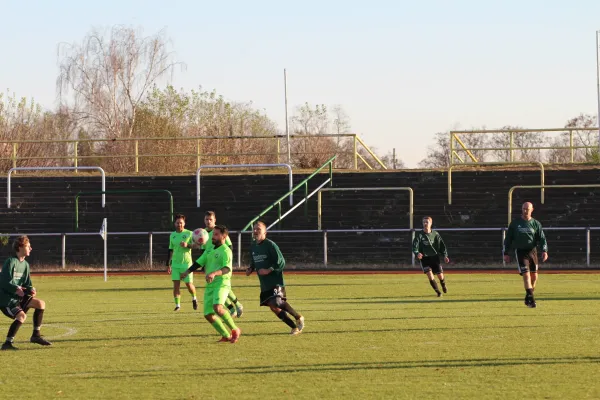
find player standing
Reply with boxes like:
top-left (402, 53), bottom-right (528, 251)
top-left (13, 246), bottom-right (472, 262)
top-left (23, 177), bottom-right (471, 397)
top-left (0, 236), bottom-right (52, 350)
top-left (202, 211), bottom-right (243, 317)
top-left (167, 214), bottom-right (198, 311)
top-left (181, 225), bottom-right (241, 343)
top-left (503, 202), bottom-right (548, 308)
top-left (412, 216), bottom-right (450, 297)
top-left (246, 221), bottom-right (305, 335)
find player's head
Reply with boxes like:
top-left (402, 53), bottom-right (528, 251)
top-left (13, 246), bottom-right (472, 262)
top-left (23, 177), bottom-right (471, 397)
top-left (522, 202), bottom-right (534, 219)
top-left (422, 216), bottom-right (432, 231)
top-left (212, 224), bottom-right (228, 245)
top-left (204, 211), bottom-right (216, 229)
top-left (253, 221), bottom-right (267, 242)
top-left (174, 214), bottom-right (186, 232)
top-left (13, 235), bottom-right (32, 257)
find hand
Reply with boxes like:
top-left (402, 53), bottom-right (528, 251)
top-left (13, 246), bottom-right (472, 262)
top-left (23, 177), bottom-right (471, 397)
top-left (180, 271), bottom-right (189, 280)
top-left (15, 286), bottom-right (24, 297)
top-left (180, 241), bottom-right (188, 248)
top-left (503, 255), bottom-right (511, 263)
top-left (29, 287), bottom-right (36, 296)
top-left (206, 273), bottom-right (216, 284)
top-left (417, 253), bottom-right (423, 260)
top-left (541, 252), bottom-right (548, 262)
top-left (444, 257), bottom-right (450, 264)
top-left (258, 269), bottom-right (272, 276)
top-left (167, 266), bottom-right (172, 275)
top-left (245, 267), bottom-right (254, 276)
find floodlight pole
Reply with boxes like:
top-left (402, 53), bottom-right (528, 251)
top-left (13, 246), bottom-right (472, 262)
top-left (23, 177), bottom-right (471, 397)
top-left (596, 31), bottom-right (600, 152)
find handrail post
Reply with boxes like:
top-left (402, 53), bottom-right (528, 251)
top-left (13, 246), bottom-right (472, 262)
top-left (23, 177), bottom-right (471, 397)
top-left (410, 229), bottom-right (415, 266)
top-left (277, 202), bottom-right (282, 230)
top-left (135, 140), bottom-right (139, 174)
top-left (447, 166), bottom-right (453, 204)
top-left (74, 141), bottom-right (78, 173)
top-left (75, 195), bottom-right (80, 231)
top-left (353, 135), bottom-right (358, 169)
top-left (317, 191), bottom-right (322, 230)
top-left (449, 132), bottom-right (454, 165)
top-left (197, 139), bottom-right (201, 170)
top-left (502, 228), bottom-right (506, 266)
top-left (61, 233), bottom-right (66, 269)
top-left (149, 232), bottom-right (153, 269)
top-left (12, 143), bottom-right (17, 170)
top-left (304, 182), bottom-right (308, 217)
top-left (276, 138), bottom-right (280, 164)
top-left (329, 161), bottom-right (333, 186)
top-left (323, 230), bottom-right (328, 267)
top-left (569, 130), bottom-right (574, 163)
top-left (586, 227), bottom-right (591, 267)
top-left (509, 132), bottom-right (514, 162)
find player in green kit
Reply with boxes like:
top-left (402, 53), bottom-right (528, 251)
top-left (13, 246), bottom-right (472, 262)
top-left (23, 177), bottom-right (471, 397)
top-left (412, 216), bottom-right (450, 297)
top-left (181, 225), bottom-right (241, 343)
top-left (202, 211), bottom-right (243, 318)
top-left (246, 221), bottom-right (305, 335)
top-left (1, 236), bottom-right (52, 350)
top-left (167, 214), bottom-right (199, 311)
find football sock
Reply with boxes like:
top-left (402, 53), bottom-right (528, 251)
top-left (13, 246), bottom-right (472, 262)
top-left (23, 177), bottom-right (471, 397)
top-left (7, 320), bottom-right (22, 342)
top-left (228, 291), bottom-right (238, 304)
top-left (190, 289), bottom-right (197, 301)
top-left (211, 319), bottom-right (230, 338)
top-left (174, 296), bottom-right (181, 307)
top-left (220, 312), bottom-right (238, 331)
top-left (32, 309), bottom-right (44, 336)
top-left (429, 279), bottom-right (440, 292)
top-left (282, 302), bottom-right (300, 319)
top-left (225, 299), bottom-right (235, 312)
top-left (526, 288), bottom-right (534, 296)
top-left (277, 311), bottom-right (297, 329)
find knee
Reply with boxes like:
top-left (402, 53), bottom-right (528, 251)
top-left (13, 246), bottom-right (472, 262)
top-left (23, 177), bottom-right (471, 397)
top-left (16, 312), bottom-right (26, 323)
top-left (37, 299), bottom-right (45, 310)
top-left (213, 304), bottom-right (224, 315)
top-left (269, 306), bottom-right (281, 314)
top-left (204, 314), bottom-right (215, 322)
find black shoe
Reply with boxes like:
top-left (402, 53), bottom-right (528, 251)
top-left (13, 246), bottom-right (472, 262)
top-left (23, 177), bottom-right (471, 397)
top-left (30, 336), bottom-right (52, 346)
top-left (192, 299), bottom-right (198, 311)
top-left (441, 285), bottom-right (447, 294)
top-left (174, 306), bottom-right (180, 312)
top-left (524, 295), bottom-right (532, 306)
top-left (527, 300), bottom-right (537, 308)
top-left (1, 342), bottom-right (17, 351)
top-left (436, 291), bottom-right (442, 297)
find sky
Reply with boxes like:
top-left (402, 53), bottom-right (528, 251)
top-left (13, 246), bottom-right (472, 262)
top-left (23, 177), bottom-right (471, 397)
top-left (2, 0), bottom-right (600, 167)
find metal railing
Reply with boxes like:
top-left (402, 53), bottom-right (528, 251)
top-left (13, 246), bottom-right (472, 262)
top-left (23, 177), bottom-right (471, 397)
top-left (450, 127), bottom-right (600, 165)
top-left (75, 189), bottom-right (174, 231)
top-left (0, 133), bottom-right (386, 173)
top-left (1, 226), bottom-right (598, 270)
top-left (196, 163), bottom-right (293, 208)
top-left (448, 162), bottom-right (545, 205)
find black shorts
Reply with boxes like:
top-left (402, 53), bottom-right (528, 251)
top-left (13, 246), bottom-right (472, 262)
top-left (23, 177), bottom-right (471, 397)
top-left (260, 286), bottom-right (287, 308)
top-left (515, 249), bottom-right (538, 275)
top-left (420, 256), bottom-right (443, 274)
top-left (1, 295), bottom-right (33, 320)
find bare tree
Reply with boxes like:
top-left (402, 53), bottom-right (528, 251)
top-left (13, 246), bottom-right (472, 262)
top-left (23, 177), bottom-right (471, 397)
top-left (489, 125), bottom-right (544, 162)
top-left (419, 130), bottom-right (489, 168)
top-left (57, 26), bottom-right (183, 170)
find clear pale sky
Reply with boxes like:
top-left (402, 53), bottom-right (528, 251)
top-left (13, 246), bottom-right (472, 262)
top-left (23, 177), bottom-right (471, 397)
top-left (2, 0), bottom-right (600, 167)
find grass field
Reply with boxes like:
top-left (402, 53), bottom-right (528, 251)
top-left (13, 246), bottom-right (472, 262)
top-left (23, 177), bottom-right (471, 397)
top-left (0, 272), bottom-right (598, 400)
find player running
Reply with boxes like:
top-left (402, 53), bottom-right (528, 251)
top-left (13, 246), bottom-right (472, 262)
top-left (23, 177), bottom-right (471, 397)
top-left (0, 236), bottom-right (52, 350)
top-left (503, 202), bottom-right (548, 308)
top-left (246, 221), bottom-right (305, 335)
top-left (412, 216), bottom-right (450, 297)
top-left (202, 211), bottom-right (243, 318)
top-left (181, 225), bottom-right (241, 343)
top-left (167, 214), bottom-right (199, 311)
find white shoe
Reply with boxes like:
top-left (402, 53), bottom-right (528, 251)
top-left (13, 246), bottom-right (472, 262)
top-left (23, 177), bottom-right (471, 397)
top-left (290, 328), bottom-right (301, 335)
top-left (296, 315), bottom-right (305, 332)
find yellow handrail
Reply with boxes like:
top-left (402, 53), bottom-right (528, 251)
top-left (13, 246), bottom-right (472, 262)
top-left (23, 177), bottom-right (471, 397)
top-left (354, 135), bottom-right (387, 169)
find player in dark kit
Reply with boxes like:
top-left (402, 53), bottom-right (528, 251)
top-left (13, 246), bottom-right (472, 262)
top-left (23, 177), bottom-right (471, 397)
top-left (246, 221), bottom-right (305, 335)
top-left (503, 202), bottom-right (548, 308)
top-left (0, 236), bottom-right (52, 350)
top-left (412, 216), bottom-right (450, 297)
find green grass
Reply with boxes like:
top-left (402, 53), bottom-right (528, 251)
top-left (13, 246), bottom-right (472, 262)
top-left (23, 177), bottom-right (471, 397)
top-left (0, 273), bottom-right (599, 400)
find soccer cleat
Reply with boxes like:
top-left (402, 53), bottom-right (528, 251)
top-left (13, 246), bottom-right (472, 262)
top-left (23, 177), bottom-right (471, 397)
top-left (230, 328), bottom-right (241, 344)
top-left (192, 299), bottom-right (198, 311)
top-left (30, 336), bottom-right (52, 346)
top-left (527, 299), bottom-right (537, 308)
top-left (436, 291), bottom-right (442, 297)
top-left (441, 284), bottom-right (447, 294)
top-left (1, 342), bottom-right (17, 351)
top-left (217, 336), bottom-right (231, 343)
top-left (296, 315), bottom-right (305, 332)
top-left (174, 306), bottom-right (180, 312)
top-left (290, 328), bottom-right (301, 335)
top-left (236, 303), bottom-right (244, 318)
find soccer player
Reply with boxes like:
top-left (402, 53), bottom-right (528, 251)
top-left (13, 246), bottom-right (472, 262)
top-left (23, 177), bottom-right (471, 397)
top-left (167, 214), bottom-right (199, 311)
top-left (0, 236), bottom-right (52, 350)
top-left (202, 211), bottom-right (243, 318)
top-left (246, 221), bottom-right (305, 335)
top-left (412, 216), bottom-right (450, 297)
top-left (181, 225), bottom-right (241, 343)
top-left (503, 201), bottom-right (548, 308)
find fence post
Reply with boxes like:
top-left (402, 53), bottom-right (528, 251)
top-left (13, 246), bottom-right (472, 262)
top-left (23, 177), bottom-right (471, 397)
top-left (353, 135), bottom-right (358, 169)
top-left (449, 132), bottom-right (454, 165)
top-left (411, 229), bottom-right (415, 266)
top-left (74, 141), bottom-right (78, 173)
top-left (61, 233), bottom-right (66, 269)
top-left (12, 143), bottom-right (17, 170)
top-left (509, 132), bottom-right (514, 162)
top-left (323, 230), bottom-right (328, 267)
top-left (149, 232), bottom-right (153, 269)
top-left (135, 140), bottom-right (139, 174)
top-left (502, 228), bottom-right (506, 266)
top-left (570, 130), bottom-right (574, 163)
top-left (586, 227), bottom-right (591, 267)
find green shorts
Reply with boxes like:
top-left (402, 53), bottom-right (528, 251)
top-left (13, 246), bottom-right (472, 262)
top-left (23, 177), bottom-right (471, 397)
top-left (204, 285), bottom-right (231, 315)
top-left (171, 264), bottom-right (193, 283)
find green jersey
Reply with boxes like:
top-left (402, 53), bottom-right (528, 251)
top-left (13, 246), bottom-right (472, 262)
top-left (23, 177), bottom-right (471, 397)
top-left (197, 244), bottom-right (232, 288)
top-left (202, 229), bottom-right (233, 252)
top-left (412, 230), bottom-right (448, 257)
top-left (250, 239), bottom-right (286, 292)
top-left (504, 217), bottom-right (548, 254)
top-left (169, 229), bottom-right (194, 266)
top-left (0, 257), bottom-right (33, 308)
